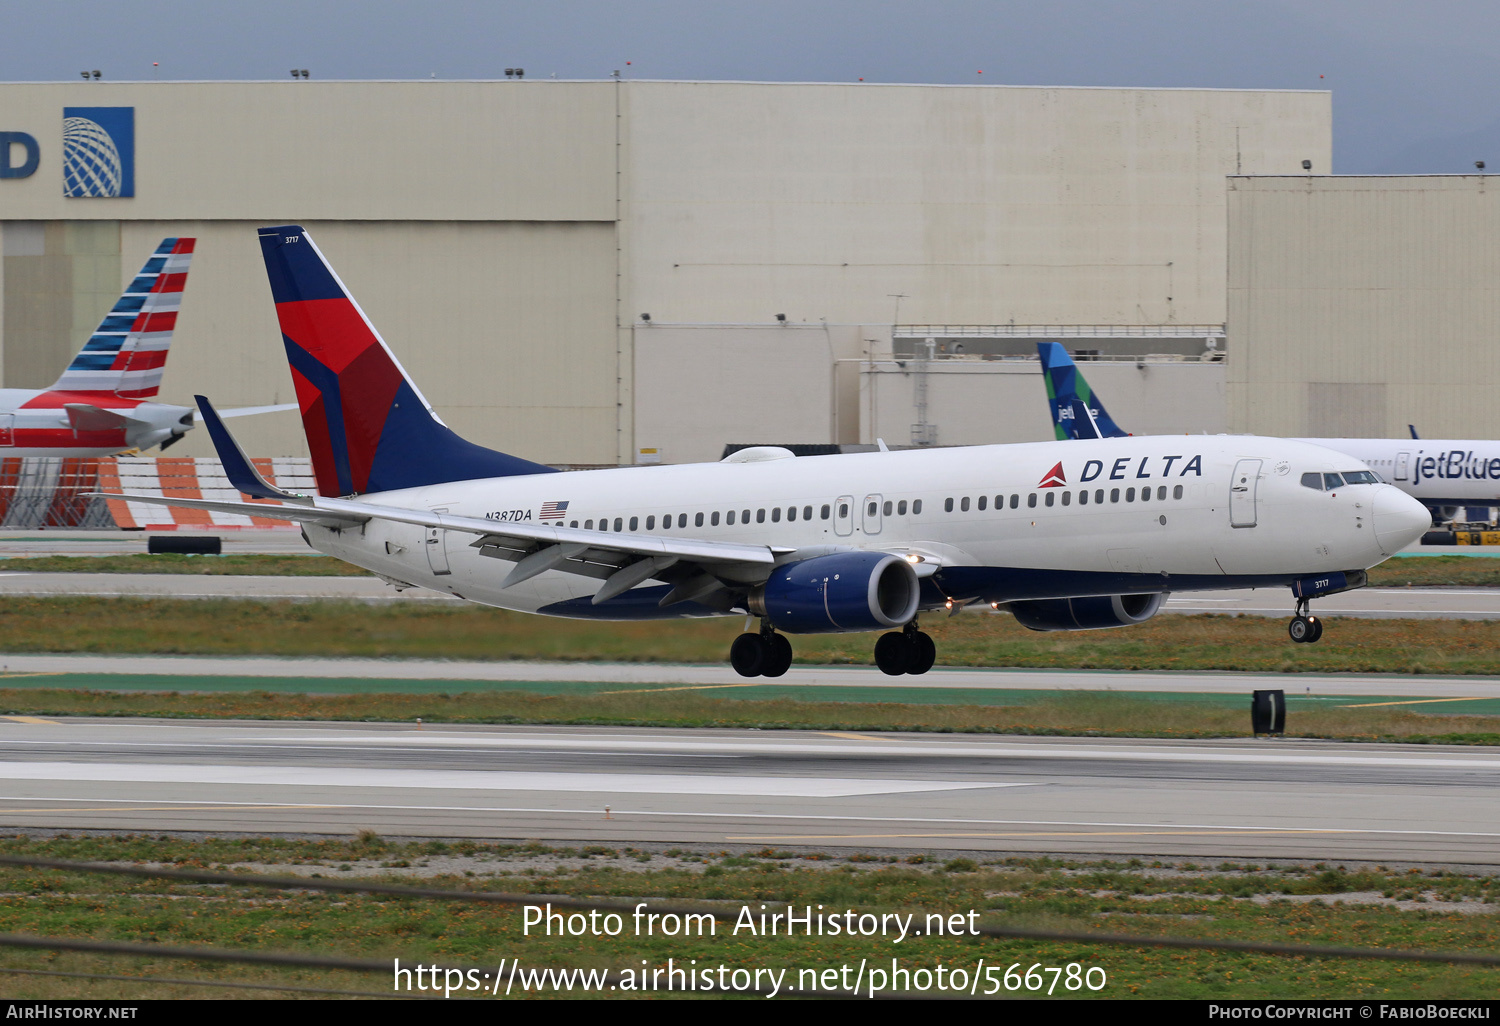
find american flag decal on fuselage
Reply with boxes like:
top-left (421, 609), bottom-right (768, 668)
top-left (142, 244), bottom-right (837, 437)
top-left (539, 501), bottom-right (569, 520)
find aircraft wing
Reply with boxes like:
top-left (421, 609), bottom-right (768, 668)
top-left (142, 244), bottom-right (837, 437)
top-left (95, 490), bottom-right (788, 606)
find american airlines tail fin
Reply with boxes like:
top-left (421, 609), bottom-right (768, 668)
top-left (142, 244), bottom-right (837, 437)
top-left (1037, 341), bottom-right (1129, 440)
top-left (48, 237), bottom-right (194, 399)
top-left (257, 225), bottom-right (554, 498)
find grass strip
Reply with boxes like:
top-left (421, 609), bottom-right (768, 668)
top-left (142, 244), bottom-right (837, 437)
top-left (0, 837), bottom-right (1493, 999)
top-left (3, 595), bottom-right (1500, 674)
top-left (1, 687), bottom-right (1496, 743)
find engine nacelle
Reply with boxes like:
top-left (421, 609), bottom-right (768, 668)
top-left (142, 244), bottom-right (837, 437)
top-left (1008, 592), bottom-right (1166, 632)
top-left (748, 551), bottom-right (920, 634)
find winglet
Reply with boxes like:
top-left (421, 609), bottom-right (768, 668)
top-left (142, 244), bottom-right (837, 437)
top-left (195, 395), bottom-right (308, 503)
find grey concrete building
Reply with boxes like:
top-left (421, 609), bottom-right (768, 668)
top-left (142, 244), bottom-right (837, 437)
top-left (0, 79), bottom-right (1330, 465)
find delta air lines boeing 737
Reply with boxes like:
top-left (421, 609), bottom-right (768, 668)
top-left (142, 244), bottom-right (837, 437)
top-left (101, 227), bottom-right (1431, 673)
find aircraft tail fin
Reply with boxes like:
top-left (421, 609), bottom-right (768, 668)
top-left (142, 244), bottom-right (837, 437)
top-left (48, 237), bottom-right (194, 399)
top-left (257, 225), bottom-right (555, 497)
top-left (1037, 342), bottom-right (1129, 440)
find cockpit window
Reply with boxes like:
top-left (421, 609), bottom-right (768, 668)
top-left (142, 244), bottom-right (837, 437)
top-left (1342, 470), bottom-right (1379, 484)
top-left (1300, 473), bottom-right (1323, 490)
top-left (1323, 473), bottom-right (1346, 489)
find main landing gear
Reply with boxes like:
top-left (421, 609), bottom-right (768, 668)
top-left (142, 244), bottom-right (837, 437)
top-left (1288, 598), bottom-right (1323, 644)
top-left (729, 620), bottom-right (938, 677)
top-left (730, 623), bottom-right (793, 678)
top-left (873, 621), bottom-right (937, 676)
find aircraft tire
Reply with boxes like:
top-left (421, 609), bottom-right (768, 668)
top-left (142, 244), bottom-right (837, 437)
top-left (1288, 616), bottom-right (1311, 644)
top-left (730, 633), bottom-right (766, 677)
top-left (906, 631), bottom-right (936, 675)
top-left (761, 633), bottom-right (794, 677)
top-left (874, 631), bottom-right (911, 675)
top-left (1306, 617), bottom-right (1323, 644)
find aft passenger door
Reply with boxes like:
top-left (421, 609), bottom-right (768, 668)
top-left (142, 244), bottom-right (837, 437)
top-left (426, 508), bottom-right (452, 575)
top-left (833, 495), bottom-right (854, 537)
top-left (861, 493), bottom-right (883, 535)
top-left (1395, 452), bottom-right (1410, 482)
top-left (1229, 460), bottom-right (1261, 528)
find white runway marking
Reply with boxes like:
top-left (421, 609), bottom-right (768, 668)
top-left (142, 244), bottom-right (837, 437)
top-left (0, 761), bottom-right (1012, 798)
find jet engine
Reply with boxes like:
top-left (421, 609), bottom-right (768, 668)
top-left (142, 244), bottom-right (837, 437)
top-left (748, 551), bottom-right (920, 633)
top-left (1007, 592), bottom-right (1166, 632)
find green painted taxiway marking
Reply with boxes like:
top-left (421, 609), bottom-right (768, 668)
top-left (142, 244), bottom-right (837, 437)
top-left (0, 672), bottom-right (1495, 713)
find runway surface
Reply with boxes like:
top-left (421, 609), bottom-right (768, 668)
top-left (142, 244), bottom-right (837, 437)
top-left (0, 718), bottom-right (1495, 864)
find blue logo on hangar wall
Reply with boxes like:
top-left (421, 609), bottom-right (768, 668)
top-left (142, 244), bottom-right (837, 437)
top-left (62, 107), bottom-right (133, 197)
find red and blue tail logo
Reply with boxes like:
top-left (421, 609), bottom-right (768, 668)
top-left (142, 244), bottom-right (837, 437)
top-left (258, 225), bottom-right (553, 497)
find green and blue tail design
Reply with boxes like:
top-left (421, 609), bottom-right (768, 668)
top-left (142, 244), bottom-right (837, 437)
top-left (1038, 342), bottom-right (1129, 440)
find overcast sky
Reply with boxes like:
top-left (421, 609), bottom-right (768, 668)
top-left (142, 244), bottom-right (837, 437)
top-left (4, 0), bottom-right (1498, 173)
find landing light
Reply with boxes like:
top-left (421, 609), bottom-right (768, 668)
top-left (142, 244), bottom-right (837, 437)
top-left (904, 553), bottom-right (923, 563)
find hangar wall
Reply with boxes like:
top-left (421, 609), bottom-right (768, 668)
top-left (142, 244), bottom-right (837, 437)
top-left (1227, 175), bottom-right (1500, 439)
top-left (0, 80), bottom-right (1332, 467)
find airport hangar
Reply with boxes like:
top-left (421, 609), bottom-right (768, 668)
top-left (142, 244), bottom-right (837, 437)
top-left (3, 78), bottom-right (1462, 472)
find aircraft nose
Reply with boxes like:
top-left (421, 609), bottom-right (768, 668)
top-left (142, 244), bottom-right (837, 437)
top-left (1373, 486), bottom-right (1431, 556)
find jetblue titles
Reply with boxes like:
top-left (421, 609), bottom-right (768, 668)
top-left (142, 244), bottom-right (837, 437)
top-left (1411, 450), bottom-right (1500, 485)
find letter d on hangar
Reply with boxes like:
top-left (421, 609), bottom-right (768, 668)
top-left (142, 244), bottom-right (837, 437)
top-left (0, 133), bottom-right (40, 178)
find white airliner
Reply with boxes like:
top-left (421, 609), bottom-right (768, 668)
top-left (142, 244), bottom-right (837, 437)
top-left (1039, 342), bottom-right (1499, 523)
top-left (100, 226), bottom-right (1431, 672)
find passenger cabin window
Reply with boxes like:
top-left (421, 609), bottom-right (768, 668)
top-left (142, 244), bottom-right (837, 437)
top-left (647, 515), bottom-right (656, 529)
top-left (913, 499), bottom-right (923, 514)
top-left (727, 511), bottom-right (736, 525)
top-left (787, 506), bottom-right (796, 521)
top-left (820, 504), bottom-right (830, 520)
top-left (679, 513), bottom-right (687, 528)
top-left (614, 517), bottom-right (623, 531)
top-left (1009, 495), bottom-right (1019, 509)
top-left (772, 507), bottom-right (781, 522)
top-left (1157, 486), bottom-right (1167, 500)
top-left (944, 498), bottom-right (954, 512)
top-left (757, 509), bottom-right (766, 523)
top-left (1126, 487), bottom-right (1136, 501)
top-left (1027, 493), bottom-right (1037, 508)
top-left (882, 500), bottom-right (892, 516)
top-left (586, 519), bottom-right (594, 529)
top-left (694, 512), bottom-right (703, 527)
top-left (868, 501), bottom-right (877, 516)
top-left (1110, 488), bottom-right (1120, 502)
top-left (742, 509), bottom-right (751, 522)
top-left (1045, 492), bottom-right (1055, 507)
top-left (839, 503), bottom-right (849, 518)
top-left (1095, 489), bottom-right (1104, 503)
top-left (896, 500), bottom-right (906, 515)
top-left (804, 505), bottom-right (813, 520)
top-left (960, 496), bottom-right (970, 512)
top-left (711, 511), bottom-right (720, 526)
top-left (629, 516), bottom-right (638, 531)
top-left (978, 495), bottom-right (987, 511)
top-left (1173, 485), bottom-right (1183, 499)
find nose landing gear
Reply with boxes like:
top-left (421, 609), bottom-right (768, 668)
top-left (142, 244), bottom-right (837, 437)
top-left (1288, 598), bottom-right (1323, 644)
top-left (873, 621), bottom-right (937, 675)
top-left (729, 622), bottom-right (793, 677)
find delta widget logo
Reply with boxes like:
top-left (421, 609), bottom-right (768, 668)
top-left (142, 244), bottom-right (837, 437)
top-left (62, 107), bottom-right (133, 197)
top-left (1038, 462), bottom-right (1067, 488)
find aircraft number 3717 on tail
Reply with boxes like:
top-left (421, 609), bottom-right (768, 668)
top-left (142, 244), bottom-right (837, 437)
top-left (103, 228), bottom-right (1432, 672)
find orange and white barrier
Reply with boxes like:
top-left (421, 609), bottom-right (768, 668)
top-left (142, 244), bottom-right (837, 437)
top-left (98, 457), bottom-right (312, 531)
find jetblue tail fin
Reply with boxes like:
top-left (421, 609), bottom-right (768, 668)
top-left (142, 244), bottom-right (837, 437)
top-left (1037, 342), bottom-right (1129, 440)
top-left (257, 225), bottom-right (554, 497)
top-left (49, 237), bottom-right (194, 399)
